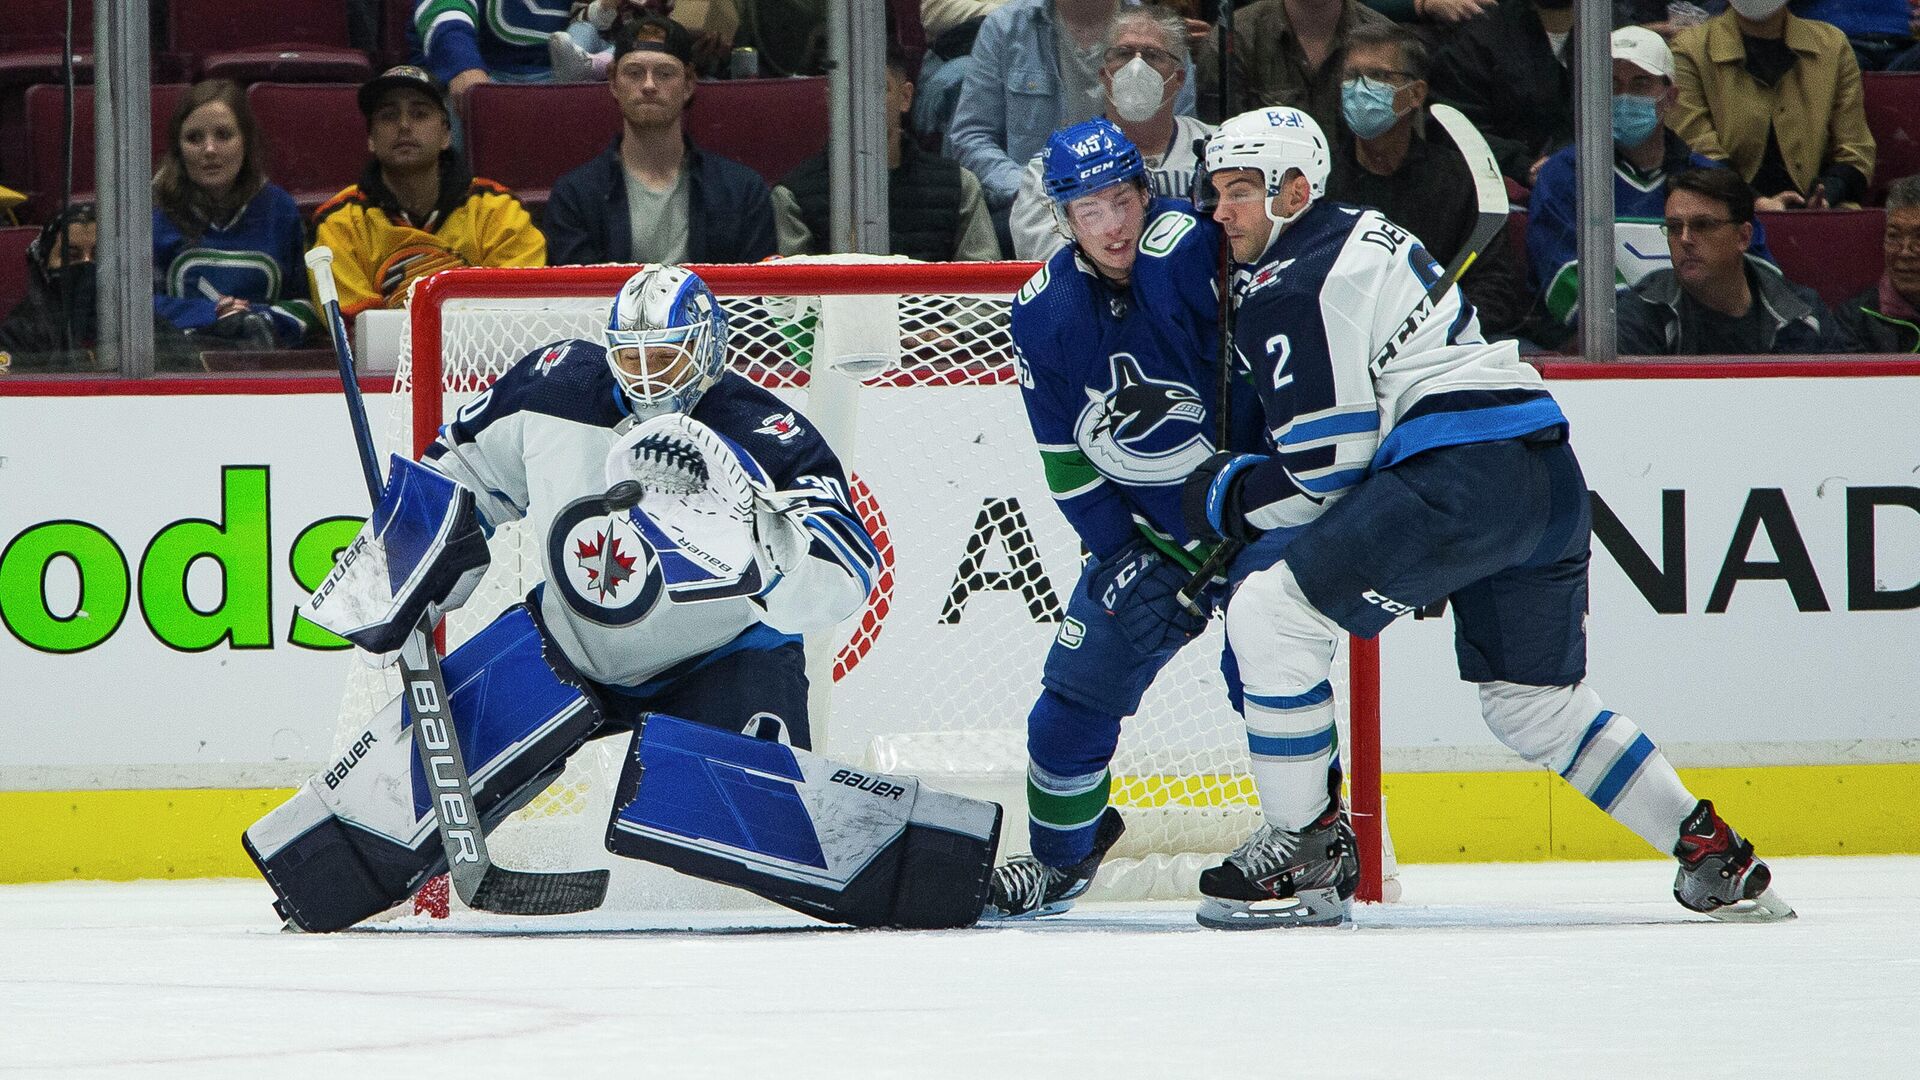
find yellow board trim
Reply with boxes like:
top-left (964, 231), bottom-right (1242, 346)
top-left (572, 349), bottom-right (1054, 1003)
top-left (4, 763), bottom-right (1917, 883)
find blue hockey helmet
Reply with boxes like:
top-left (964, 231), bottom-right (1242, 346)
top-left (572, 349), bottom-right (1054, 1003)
top-left (605, 265), bottom-right (730, 419)
top-left (1042, 118), bottom-right (1146, 206)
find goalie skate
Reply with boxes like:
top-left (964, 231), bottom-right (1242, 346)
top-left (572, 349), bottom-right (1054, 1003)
top-left (1197, 800), bottom-right (1359, 930)
top-left (981, 807), bottom-right (1126, 921)
top-left (1673, 799), bottom-right (1795, 923)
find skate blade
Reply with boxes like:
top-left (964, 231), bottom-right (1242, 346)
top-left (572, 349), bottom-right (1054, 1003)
top-left (979, 898), bottom-right (1076, 923)
top-left (1705, 886), bottom-right (1797, 924)
top-left (1196, 889), bottom-right (1352, 930)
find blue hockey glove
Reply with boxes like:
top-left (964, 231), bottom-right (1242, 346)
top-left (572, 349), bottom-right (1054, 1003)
top-left (1090, 540), bottom-right (1209, 654)
top-left (1182, 451), bottom-right (1265, 544)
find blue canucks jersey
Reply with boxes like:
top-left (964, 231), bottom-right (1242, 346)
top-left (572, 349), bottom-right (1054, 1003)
top-left (1010, 198), bottom-right (1263, 563)
top-left (423, 339), bottom-right (879, 688)
top-left (1226, 200), bottom-right (1568, 534)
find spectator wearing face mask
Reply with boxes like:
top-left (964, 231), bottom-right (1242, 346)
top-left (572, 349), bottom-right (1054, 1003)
top-left (1430, 0), bottom-right (1580, 188)
top-left (1323, 21), bottom-right (1532, 338)
top-left (0, 203), bottom-right (99, 372)
top-left (1009, 3), bottom-right (1212, 260)
top-left (1526, 26), bottom-right (1774, 340)
top-left (1669, 0), bottom-right (1877, 210)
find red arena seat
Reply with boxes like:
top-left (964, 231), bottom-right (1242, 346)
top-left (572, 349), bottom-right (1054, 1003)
top-left (464, 82), bottom-right (621, 218)
top-left (1755, 208), bottom-right (1886, 308)
top-left (246, 82), bottom-right (369, 216)
top-left (685, 77), bottom-right (830, 186)
top-left (22, 83), bottom-right (187, 222)
top-left (1862, 73), bottom-right (1920, 203)
top-left (0, 224), bottom-right (40, 323)
top-left (169, 0), bottom-right (371, 83)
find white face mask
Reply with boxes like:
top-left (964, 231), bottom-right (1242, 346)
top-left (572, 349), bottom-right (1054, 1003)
top-left (1108, 56), bottom-right (1167, 123)
top-left (1728, 0), bottom-right (1787, 19)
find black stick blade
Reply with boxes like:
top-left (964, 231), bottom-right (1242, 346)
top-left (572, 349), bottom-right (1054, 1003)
top-left (466, 867), bottom-right (611, 916)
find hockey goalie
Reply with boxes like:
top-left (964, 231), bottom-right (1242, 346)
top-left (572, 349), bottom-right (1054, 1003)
top-left (244, 266), bottom-right (1001, 932)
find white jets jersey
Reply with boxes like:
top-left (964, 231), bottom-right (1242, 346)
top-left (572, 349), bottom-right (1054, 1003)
top-left (424, 339), bottom-right (879, 689)
top-left (1230, 201), bottom-right (1569, 532)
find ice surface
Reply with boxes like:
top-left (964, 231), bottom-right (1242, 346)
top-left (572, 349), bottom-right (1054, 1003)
top-left (2, 857), bottom-right (1914, 1078)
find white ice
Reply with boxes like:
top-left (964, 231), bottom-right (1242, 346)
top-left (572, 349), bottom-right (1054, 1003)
top-left (3, 857), bottom-right (1915, 1079)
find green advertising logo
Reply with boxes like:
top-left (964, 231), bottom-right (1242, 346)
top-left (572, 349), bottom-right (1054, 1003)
top-left (0, 466), bottom-right (362, 654)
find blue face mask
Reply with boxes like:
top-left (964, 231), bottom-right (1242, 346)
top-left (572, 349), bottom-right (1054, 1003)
top-left (1612, 94), bottom-right (1661, 148)
top-left (1340, 76), bottom-right (1403, 140)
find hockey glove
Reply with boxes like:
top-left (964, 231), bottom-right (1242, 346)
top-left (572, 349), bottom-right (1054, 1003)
top-left (1182, 451), bottom-right (1266, 545)
top-left (1090, 540), bottom-right (1209, 654)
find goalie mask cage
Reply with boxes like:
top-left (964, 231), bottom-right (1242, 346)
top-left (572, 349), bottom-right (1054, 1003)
top-left (340, 259), bottom-right (1389, 912)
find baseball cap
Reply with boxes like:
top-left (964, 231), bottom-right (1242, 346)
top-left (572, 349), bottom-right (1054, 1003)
top-left (613, 15), bottom-right (695, 67)
top-left (1611, 26), bottom-right (1673, 81)
top-left (358, 65), bottom-right (450, 119)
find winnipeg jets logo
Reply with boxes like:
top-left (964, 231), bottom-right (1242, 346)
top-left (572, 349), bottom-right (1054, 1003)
top-left (756, 411), bottom-right (803, 442)
top-left (1073, 353), bottom-right (1213, 486)
top-left (533, 343), bottom-right (570, 376)
top-left (1243, 258), bottom-right (1294, 298)
top-left (547, 496), bottom-right (663, 626)
top-left (574, 530), bottom-right (638, 600)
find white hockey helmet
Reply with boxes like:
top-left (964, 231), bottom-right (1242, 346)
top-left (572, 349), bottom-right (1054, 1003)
top-left (605, 265), bottom-right (729, 419)
top-left (1199, 106), bottom-right (1331, 236)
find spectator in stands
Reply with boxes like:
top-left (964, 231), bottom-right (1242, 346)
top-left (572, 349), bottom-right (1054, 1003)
top-left (1010, 3), bottom-right (1213, 259)
top-left (774, 53), bottom-right (1001, 260)
top-left (545, 17), bottom-right (776, 265)
top-left (1891, 0), bottom-right (1920, 69)
top-left (550, 1), bottom-right (735, 82)
top-left (926, 0), bottom-right (1015, 38)
top-left (1199, 0), bottom-right (1391, 136)
top-left (1832, 174), bottom-right (1920, 351)
top-left (313, 66), bottom-right (546, 317)
top-left (1430, 0), bottom-right (1578, 187)
top-left (914, 2), bottom-right (1015, 144)
top-left (1792, 0), bottom-right (1914, 71)
top-left (948, 0), bottom-right (1199, 226)
top-left (412, 0), bottom-right (569, 100)
top-left (1615, 169), bottom-right (1847, 354)
top-left (1324, 22), bottom-right (1531, 337)
top-left (0, 203), bottom-right (98, 372)
top-left (1669, 0), bottom-right (1877, 210)
top-left (151, 80), bottom-right (316, 351)
top-left (1527, 27), bottom-right (1774, 340)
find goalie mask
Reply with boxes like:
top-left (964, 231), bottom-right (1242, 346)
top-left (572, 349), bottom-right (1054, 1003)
top-left (1197, 107), bottom-right (1330, 256)
top-left (605, 265), bottom-right (730, 419)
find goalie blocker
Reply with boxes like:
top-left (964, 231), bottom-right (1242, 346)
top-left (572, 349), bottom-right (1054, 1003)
top-left (250, 456), bottom-right (999, 931)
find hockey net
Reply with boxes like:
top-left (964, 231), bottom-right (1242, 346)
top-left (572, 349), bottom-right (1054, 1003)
top-left (338, 259), bottom-right (1390, 913)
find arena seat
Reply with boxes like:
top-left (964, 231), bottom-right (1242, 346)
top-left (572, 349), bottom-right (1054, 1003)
top-left (169, 0), bottom-right (371, 83)
top-left (1862, 73), bottom-right (1920, 204)
top-left (464, 83), bottom-right (620, 218)
top-left (247, 83), bottom-right (368, 216)
top-left (0, 0), bottom-right (91, 52)
top-left (685, 77), bottom-right (830, 185)
top-left (0, 224), bottom-right (39, 324)
top-left (1755, 208), bottom-right (1885, 308)
top-left (22, 83), bottom-right (187, 222)
top-left (1507, 208), bottom-right (1528, 268)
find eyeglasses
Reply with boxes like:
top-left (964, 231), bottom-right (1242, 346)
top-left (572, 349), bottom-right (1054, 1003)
top-left (1660, 217), bottom-right (1738, 238)
top-left (1344, 67), bottom-right (1414, 86)
top-left (1885, 230), bottom-right (1920, 254)
top-left (1104, 45), bottom-right (1178, 70)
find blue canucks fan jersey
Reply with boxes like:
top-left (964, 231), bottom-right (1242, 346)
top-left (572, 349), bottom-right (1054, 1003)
top-left (424, 340), bottom-right (879, 688)
top-left (1228, 200), bottom-right (1568, 533)
top-left (1010, 197), bottom-right (1263, 563)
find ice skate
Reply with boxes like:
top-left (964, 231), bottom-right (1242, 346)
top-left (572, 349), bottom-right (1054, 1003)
top-left (1197, 799), bottom-right (1359, 929)
top-left (1673, 799), bottom-right (1795, 922)
top-left (548, 31), bottom-right (599, 82)
top-left (981, 807), bottom-right (1126, 920)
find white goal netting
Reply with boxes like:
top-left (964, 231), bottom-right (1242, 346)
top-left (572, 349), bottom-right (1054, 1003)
top-left (337, 259), bottom-right (1385, 909)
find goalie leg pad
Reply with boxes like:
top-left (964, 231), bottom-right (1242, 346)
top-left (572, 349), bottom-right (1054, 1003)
top-left (607, 714), bottom-right (1001, 929)
top-left (244, 605), bottom-right (603, 931)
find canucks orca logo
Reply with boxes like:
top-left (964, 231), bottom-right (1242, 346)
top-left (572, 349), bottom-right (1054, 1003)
top-left (1073, 353), bottom-right (1213, 485)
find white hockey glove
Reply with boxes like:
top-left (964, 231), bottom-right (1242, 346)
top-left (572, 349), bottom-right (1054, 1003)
top-left (606, 413), bottom-right (808, 604)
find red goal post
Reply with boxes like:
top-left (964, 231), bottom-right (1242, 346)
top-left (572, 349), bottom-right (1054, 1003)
top-left (394, 260), bottom-right (1389, 905)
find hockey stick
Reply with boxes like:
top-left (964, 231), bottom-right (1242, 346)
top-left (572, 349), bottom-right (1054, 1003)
top-left (305, 248), bottom-right (609, 917)
top-left (1173, 102), bottom-right (1509, 612)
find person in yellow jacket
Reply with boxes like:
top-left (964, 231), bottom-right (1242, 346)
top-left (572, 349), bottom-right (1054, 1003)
top-left (1668, 0), bottom-right (1876, 212)
top-left (312, 65), bottom-right (545, 316)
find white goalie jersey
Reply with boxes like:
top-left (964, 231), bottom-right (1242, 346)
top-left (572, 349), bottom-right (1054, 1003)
top-left (422, 338), bottom-right (880, 689)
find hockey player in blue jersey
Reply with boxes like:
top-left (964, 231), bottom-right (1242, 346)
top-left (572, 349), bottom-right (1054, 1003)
top-left (984, 118), bottom-right (1265, 919)
top-left (245, 266), bottom-right (1000, 932)
top-left (1182, 106), bottom-right (1793, 928)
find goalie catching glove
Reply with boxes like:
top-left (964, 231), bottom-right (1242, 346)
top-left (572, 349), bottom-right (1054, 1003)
top-left (302, 456), bottom-right (491, 656)
top-left (605, 412), bottom-right (811, 605)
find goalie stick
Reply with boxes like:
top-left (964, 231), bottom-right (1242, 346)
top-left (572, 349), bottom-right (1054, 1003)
top-left (1174, 102), bottom-right (1511, 613)
top-left (305, 247), bottom-right (610, 917)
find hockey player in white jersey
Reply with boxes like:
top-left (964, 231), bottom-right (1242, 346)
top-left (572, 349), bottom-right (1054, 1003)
top-left (244, 266), bottom-right (1001, 932)
top-left (1181, 107), bottom-right (1793, 928)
